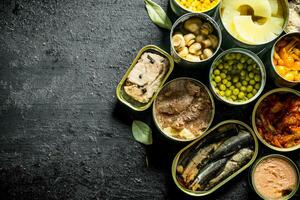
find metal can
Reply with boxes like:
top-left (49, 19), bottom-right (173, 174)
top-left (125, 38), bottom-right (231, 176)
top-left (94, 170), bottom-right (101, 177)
top-left (268, 32), bottom-right (300, 87)
top-left (215, 0), bottom-right (289, 56)
top-left (209, 48), bottom-right (267, 106)
top-left (249, 154), bottom-right (300, 200)
top-left (116, 45), bottom-right (174, 111)
top-left (171, 120), bottom-right (259, 196)
top-left (152, 77), bottom-right (215, 142)
top-left (252, 88), bottom-right (300, 152)
top-left (170, 13), bottom-right (222, 68)
top-left (170, 0), bottom-right (220, 17)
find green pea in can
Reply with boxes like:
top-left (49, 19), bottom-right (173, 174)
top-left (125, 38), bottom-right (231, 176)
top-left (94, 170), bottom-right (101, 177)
top-left (209, 48), bottom-right (266, 106)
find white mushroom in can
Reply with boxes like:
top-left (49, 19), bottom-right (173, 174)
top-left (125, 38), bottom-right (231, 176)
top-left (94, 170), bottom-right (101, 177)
top-left (186, 54), bottom-right (201, 62)
top-left (196, 35), bottom-right (205, 43)
top-left (178, 47), bottom-right (189, 58)
top-left (189, 43), bottom-right (202, 56)
top-left (207, 34), bottom-right (219, 49)
top-left (183, 18), bottom-right (202, 34)
top-left (202, 48), bottom-right (213, 59)
top-left (202, 39), bottom-right (212, 48)
top-left (172, 33), bottom-right (186, 51)
top-left (184, 33), bottom-right (196, 47)
top-left (200, 22), bottom-right (214, 35)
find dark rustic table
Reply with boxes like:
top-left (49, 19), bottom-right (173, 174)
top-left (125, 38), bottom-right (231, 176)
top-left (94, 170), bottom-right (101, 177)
top-left (0, 0), bottom-right (299, 199)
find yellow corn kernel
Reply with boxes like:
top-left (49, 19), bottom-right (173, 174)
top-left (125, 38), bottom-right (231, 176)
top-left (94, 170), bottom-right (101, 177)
top-left (177, 0), bottom-right (218, 12)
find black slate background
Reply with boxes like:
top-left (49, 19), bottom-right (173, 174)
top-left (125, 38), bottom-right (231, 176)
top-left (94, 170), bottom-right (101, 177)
top-left (0, 0), bottom-right (299, 199)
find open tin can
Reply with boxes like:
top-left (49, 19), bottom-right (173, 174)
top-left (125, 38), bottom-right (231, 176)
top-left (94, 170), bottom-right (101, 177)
top-left (252, 88), bottom-right (300, 152)
top-left (215, 0), bottom-right (289, 56)
top-left (116, 45), bottom-right (174, 111)
top-left (170, 0), bottom-right (220, 17)
top-left (171, 120), bottom-right (259, 196)
top-left (249, 154), bottom-right (299, 200)
top-left (170, 13), bottom-right (222, 68)
top-left (209, 48), bottom-right (266, 106)
top-left (152, 77), bottom-right (215, 142)
top-left (268, 31), bottom-right (300, 87)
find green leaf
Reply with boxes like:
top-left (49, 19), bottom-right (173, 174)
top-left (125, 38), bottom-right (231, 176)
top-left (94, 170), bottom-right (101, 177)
top-left (132, 120), bottom-right (153, 145)
top-left (144, 0), bottom-right (172, 30)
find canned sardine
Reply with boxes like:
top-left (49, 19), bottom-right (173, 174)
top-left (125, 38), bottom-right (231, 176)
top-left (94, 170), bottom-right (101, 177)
top-left (172, 120), bottom-right (258, 196)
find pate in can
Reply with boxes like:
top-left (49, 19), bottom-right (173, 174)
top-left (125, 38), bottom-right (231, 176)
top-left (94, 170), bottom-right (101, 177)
top-left (250, 154), bottom-right (299, 200)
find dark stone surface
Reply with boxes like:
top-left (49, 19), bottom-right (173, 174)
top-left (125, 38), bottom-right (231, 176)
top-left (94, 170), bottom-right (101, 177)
top-left (0, 0), bottom-right (299, 199)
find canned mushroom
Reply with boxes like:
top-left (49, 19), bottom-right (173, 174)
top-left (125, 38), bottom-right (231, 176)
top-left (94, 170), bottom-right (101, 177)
top-left (170, 13), bottom-right (222, 67)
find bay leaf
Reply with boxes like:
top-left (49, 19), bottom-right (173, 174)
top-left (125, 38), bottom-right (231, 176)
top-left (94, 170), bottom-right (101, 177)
top-left (132, 120), bottom-right (153, 145)
top-left (144, 0), bottom-right (172, 30)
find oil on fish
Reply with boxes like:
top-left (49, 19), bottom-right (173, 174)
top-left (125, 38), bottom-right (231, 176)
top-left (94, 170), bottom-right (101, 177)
top-left (206, 148), bottom-right (254, 190)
